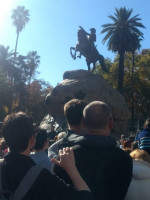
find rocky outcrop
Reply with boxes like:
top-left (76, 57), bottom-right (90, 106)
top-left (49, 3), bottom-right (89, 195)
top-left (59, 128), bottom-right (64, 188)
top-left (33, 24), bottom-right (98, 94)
top-left (45, 69), bottom-right (131, 136)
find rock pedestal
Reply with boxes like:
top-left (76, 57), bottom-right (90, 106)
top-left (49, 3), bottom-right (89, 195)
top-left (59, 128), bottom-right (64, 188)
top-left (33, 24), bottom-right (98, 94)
top-left (45, 70), bottom-right (131, 136)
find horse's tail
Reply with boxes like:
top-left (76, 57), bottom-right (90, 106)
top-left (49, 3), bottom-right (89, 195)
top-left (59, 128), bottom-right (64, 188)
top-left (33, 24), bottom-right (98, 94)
top-left (99, 54), bottom-right (108, 73)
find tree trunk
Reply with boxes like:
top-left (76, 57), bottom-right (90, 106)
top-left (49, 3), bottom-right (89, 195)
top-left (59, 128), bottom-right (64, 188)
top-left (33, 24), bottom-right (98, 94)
top-left (14, 32), bottom-right (19, 66)
top-left (117, 51), bottom-right (125, 93)
top-left (11, 32), bottom-right (19, 85)
top-left (131, 52), bottom-right (135, 131)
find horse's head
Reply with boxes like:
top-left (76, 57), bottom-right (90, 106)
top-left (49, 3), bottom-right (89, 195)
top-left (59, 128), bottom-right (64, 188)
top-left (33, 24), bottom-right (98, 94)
top-left (77, 27), bottom-right (87, 42)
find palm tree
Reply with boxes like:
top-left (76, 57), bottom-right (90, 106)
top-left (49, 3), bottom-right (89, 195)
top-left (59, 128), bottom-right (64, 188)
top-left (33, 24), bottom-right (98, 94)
top-left (11, 6), bottom-right (30, 65)
top-left (26, 51), bottom-right (40, 84)
top-left (101, 7), bottom-right (145, 92)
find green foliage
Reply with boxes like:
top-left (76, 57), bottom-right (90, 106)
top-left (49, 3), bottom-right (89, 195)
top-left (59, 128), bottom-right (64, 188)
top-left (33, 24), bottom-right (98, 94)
top-left (0, 7), bottom-right (52, 123)
top-left (0, 45), bottom-right (52, 122)
top-left (26, 51), bottom-right (40, 84)
top-left (25, 80), bottom-right (52, 123)
top-left (0, 73), bottom-right (12, 120)
top-left (101, 7), bottom-right (145, 92)
top-left (101, 7), bottom-right (145, 53)
top-left (95, 49), bottom-right (150, 124)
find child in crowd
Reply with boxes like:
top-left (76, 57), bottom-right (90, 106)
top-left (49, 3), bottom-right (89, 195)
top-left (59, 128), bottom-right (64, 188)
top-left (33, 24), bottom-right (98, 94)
top-left (30, 129), bottom-right (52, 170)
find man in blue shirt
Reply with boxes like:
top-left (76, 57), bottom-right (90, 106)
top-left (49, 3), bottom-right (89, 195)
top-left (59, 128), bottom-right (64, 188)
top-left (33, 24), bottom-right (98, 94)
top-left (138, 118), bottom-right (150, 155)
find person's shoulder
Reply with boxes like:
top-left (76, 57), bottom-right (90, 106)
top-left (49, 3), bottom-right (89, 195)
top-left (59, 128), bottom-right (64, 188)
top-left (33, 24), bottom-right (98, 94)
top-left (42, 156), bottom-right (52, 170)
top-left (113, 146), bottom-right (130, 156)
top-left (32, 168), bottom-right (64, 199)
top-left (138, 128), bottom-right (150, 138)
top-left (49, 139), bottom-right (63, 149)
top-left (30, 153), bottom-right (35, 159)
top-left (113, 147), bottom-right (132, 166)
top-left (48, 140), bottom-right (63, 155)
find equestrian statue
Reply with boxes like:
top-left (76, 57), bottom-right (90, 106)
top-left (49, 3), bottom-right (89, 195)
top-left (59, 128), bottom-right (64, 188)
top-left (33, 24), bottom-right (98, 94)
top-left (70, 26), bottom-right (107, 72)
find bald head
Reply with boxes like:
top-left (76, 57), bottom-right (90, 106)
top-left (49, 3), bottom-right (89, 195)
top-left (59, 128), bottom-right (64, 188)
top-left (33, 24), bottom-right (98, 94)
top-left (83, 101), bottom-right (112, 130)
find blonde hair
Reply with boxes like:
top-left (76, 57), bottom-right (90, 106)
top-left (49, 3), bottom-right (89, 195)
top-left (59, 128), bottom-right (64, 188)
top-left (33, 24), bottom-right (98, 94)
top-left (130, 149), bottom-right (150, 163)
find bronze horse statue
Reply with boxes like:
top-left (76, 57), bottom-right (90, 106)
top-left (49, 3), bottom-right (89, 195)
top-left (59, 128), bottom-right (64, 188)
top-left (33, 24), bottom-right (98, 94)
top-left (70, 26), bottom-right (107, 72)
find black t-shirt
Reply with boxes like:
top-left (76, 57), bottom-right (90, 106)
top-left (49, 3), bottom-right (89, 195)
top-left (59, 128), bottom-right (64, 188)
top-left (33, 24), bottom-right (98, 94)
top-left (2, 152), bottom-right (93, 200)
top-left (52, 135), bottom-right (133, 200)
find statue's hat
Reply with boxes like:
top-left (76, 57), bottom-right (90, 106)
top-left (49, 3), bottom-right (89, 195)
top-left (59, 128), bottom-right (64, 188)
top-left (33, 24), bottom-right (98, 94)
top-left (90, 28), bottom-right (96, 33)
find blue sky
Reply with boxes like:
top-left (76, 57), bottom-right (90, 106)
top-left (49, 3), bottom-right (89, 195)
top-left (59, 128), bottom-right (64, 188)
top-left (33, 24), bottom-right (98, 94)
top-left (0, 0), bottom-right (149, 86)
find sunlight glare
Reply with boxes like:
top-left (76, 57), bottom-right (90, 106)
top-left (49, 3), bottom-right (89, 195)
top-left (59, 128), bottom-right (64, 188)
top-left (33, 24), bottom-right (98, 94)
top-left (0, 0), bottom-right (14, 26)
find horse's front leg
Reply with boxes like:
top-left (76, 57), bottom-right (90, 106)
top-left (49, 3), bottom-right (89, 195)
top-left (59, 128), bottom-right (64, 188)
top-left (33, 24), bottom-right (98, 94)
top-left (70, 47), bottom-right (76, 60)
top-left (74, 49), bottom-right (77, 58)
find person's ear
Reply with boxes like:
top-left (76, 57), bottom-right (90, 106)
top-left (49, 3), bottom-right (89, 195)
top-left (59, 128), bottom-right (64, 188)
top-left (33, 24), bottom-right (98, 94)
top-left (29, 135), bottom-right (36, 148)
top-left (44, 139), bottom-right (49, 150)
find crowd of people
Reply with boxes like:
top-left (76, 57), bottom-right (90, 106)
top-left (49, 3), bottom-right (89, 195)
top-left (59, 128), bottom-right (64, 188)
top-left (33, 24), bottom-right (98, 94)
top-left (0, 99), bottom-right (150, 200)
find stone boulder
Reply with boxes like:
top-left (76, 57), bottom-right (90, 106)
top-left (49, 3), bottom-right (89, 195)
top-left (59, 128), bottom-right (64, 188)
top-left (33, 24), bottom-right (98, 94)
top-left (46, 69), bottom-right (131, 136)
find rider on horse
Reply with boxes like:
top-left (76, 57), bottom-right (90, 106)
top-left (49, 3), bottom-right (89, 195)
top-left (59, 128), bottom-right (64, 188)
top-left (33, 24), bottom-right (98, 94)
top-left (70, 26), bottom-right (107, 73)
top-left (77, 26), bottom-right (96, 58)
top-left (88, 28), bottom-right (96, 54)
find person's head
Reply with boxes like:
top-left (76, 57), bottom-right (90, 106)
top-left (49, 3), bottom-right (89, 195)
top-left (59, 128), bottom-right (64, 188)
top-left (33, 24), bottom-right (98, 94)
top-left (144, 118), bottom-right (150, 129)
top-left (34, 129), bottom-right (49, 151)
top-left (132, 141), bottom-right (138, 150)
top-left (122, 139), bottom-right (132, 149)
top-left (2, 112), bottom-right (35, 153)
top-left (83, 101), bottom-right (113, 135)
top-left (90, 28), bottom-right (96, 34)
top-left (64, 99), bottom-right (87, 127)
top-left (130, 149), bottom-right (150, 163)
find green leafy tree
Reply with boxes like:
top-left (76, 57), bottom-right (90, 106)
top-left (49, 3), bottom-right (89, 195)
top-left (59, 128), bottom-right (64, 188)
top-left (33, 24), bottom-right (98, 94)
top-left (101, 7), bottom-right (145, 92)
top-left (11, 6), bottom-right (30, 65)
top-left (0, 74), bottom-right (13, 120)
top-left (25, 80), bottom-right (52, 122)
top-left (130, 34), bottom-right (142, 129)
top-left (12, 51), bottom-right (40, 111)
top-left (96, 50), bottom-right (150, 129)
top-left (0, 45), bottom-right (14, 79)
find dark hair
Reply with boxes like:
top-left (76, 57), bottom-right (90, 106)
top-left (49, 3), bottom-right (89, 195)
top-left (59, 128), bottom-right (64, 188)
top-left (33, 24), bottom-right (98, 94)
top-left (2, 112), bottom-right (34, 153)
top-left (132, 141), bottom-right (138, 150)
top-left (122, 139), bottom-right (132, 149)
top-left (64, 99), bottom-right (87, 126)
top-left (83, 101), bottom-right (112, 129)
top-left (34, 129), bottom-right (48, 150)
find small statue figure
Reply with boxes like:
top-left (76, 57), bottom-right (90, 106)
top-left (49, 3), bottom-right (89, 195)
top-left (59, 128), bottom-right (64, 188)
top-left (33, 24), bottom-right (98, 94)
top-left (70, 26), bottom-right (107, 72)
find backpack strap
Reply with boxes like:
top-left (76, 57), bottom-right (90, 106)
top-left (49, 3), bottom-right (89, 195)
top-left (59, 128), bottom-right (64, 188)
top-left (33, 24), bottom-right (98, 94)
top-left (0, 159), bottom-right (11, 198)
top-left (14, 165), bottom-right (43, 200)
top-left (0, 159), bottom-right (4, 192)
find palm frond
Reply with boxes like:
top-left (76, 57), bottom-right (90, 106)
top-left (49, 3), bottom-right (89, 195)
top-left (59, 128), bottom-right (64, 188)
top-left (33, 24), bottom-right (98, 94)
top-left (101, 27), bottom-right (115, 34)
